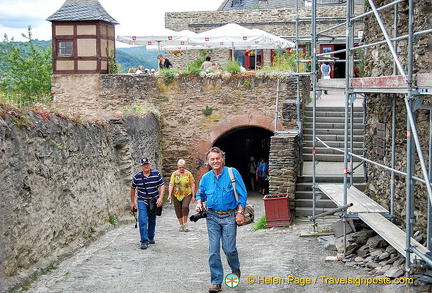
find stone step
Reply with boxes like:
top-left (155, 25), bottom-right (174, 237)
top-left (302, 153), bottom-right (363, 162)
top-left (305, 106), bottom-right (363, 111)
top-left (302, 133), bottom-right (365, 142)
top-left (296, 185), bottom-right (366, 194)
top-left (302, 140), bottom-right (364, 148)
top-left (304, 116), bottom-right (363, 123)
top-left (305, 109), bottom-right (363, 117)
top-left (294, 206), bottom-right (338, 217)
top-left (304, 120), bottom-right (364, 127)
top-left (302, 146), bottom-right (363, 155)
top-left (303, 128), bottom-right (364, 135)
top-left (296, 175), bottom-right (366, 184)
top-left (304, 122), bottom-right (363, 130)
top-left (295, 197), bottom-right (337, 208)
top-left (296, 106), bottom-right (366, 217)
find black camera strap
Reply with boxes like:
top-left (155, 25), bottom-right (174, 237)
top-left (131, 209), bottom-right (137, 228)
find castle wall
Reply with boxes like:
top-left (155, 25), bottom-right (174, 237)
top-left (359, 0), bottom-right (431, 232)
top-left (0, 110), bottom-right (161, 291)
top-left (163, 6), bottom-right (364, 69)
top-left (52, 74), bottom-right (310, 184)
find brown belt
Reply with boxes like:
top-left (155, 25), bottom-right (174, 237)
top-left (212, 208), bottom-right (236, 215)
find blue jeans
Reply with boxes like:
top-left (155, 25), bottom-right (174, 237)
top-left (138, 201), bottom-right (157, 244)
top-left (206, 210), bottom-right (240, 285)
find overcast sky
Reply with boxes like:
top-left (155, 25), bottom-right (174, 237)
top-left (0, 0), bottom-right (222, 44)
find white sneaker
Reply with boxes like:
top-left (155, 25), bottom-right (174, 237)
top-left (179, 225), bottom-right (184, 232)
top-left (183, 224), bottom-right (189, 232)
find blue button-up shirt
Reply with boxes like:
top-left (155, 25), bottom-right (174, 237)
top-left (196, 166), bottom-right (247, 211)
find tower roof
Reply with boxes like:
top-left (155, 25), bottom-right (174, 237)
top-left (46, 0), bottom-right (119, 24)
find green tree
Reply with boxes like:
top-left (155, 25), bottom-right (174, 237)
top-left (0, 26), bottom-right (52, 106)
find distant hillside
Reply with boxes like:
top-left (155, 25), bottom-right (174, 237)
top-left (0, 40), bottom-right (52, 74)
top-left (0, 40), bottom-right (161, 75)
top-left (116, 46), bottom-right (161, 72)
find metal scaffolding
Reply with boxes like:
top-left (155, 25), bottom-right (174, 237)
top-left (297, 0), bottom-right (432, 273)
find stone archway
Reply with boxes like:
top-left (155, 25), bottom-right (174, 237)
top-left (195, 114), bottom-right (282, 182)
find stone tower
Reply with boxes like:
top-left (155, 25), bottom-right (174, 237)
top-left (47, 0), bottom-right (119, 74)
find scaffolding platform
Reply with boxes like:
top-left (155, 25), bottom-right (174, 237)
top-left (317, 73), bottom-right (432, 93)
top-left (318, 183), bottom-right (430, 263)
top-left (318, 183), bottom-right (388, 215)
top-left (359, 213), bottom-right (430, 263)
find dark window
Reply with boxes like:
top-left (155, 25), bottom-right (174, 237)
top-left (232, 0), bottom-right (243, 6)
top-left (58, 41), bottom-right (73, 56)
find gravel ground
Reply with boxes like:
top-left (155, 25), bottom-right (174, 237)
top-left (25, 191), bottom-right (428, 293)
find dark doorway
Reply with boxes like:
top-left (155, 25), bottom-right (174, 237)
top-left (320, 44), bottom-right (346, 78)
top-left (213, 126), bottom-right (273, 190)
top-left (333, 44), bottom-right (346, 78)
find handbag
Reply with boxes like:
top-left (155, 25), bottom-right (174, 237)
top-left (228, 168), bottom-right (254, 225)
top-left (143, 178), bottom-right (163, 216)
top-left (149, 197), bottom-right (163, 216)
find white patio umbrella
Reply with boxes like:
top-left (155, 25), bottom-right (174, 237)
top-left (146, 43), bottom-right (210, 70)
top-left (145, 30), bottom-right (212, 69)
top-left (251, 28), bottom-right (295, 49)
top-left (116, 28), bottom-right (184, 56)
top-left (118, 29), bottom-right (202, 69)
top-left (187, 23), bottom-right (269, 60)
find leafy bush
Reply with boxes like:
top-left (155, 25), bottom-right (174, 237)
top-left (0, 26), bottom-right (52, 107)
top-left (354, 49), bottom-right (365, 77)
top-left (158, 68), bottom-right (179, 84)
top-left (202, 105), bottom-right (213, 116)
top-left (226, 60), bottom-right (241, 74)
top-left (253, 215), bottom-right (267, 231)
top-left (187, 57), bottom-right (205, 75)
top-left (107, 48), bottom-right (122, 74)
top-left (271, 50), bottom-right (300, 71)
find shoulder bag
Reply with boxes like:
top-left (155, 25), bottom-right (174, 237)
top-left (143, 177), bottom-right (163, 216)
top-left (228, 168), bottom-right (254, 225)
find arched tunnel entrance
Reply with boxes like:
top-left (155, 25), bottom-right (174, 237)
top-left (213, 126), bottom-right (273, 190)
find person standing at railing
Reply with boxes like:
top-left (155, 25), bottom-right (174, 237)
top-left (157, 54), bottom-right (173, 69)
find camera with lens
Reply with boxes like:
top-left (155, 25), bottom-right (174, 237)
top-left (190, 208), bottom-right (207, 222)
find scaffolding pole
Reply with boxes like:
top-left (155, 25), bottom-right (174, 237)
top-left (295, 0), bottom-right (304, 177)
top-left (311, 0), bottom-right (318, 232)
top-left (302, 0), bottom-right (432, 273)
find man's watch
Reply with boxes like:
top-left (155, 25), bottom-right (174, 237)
top-left (236, 210), bottom-right (245, 215)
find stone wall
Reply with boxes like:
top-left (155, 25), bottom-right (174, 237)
top-left (4, 73), bottom-right (309, 290)
top-left (0, 107), bottom-right (161, 291)
top-left (363, 0), bottom-right (431, 76)
top-left (52, 74), bottom-right (310, 184)
top-left (164, 6), bottom-right (364, 68)
top-left (269, 134), bottom-right (299, 210)
top-left (166, 6), bottom-right (362, 35)
top-left (362, 1), bottom-right (431, 233)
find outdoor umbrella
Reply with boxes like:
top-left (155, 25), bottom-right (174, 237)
top-left (145, 30), bottom-right (211, 69)
top-left (187, 23), bottom-right (269, 60)
top-left (116, 28), bottom-right (184, 56)
top-left (251, 28), bottom-right (295, 49)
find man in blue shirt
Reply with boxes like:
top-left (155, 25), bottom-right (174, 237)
top-left (130, 157), bottom-right (165, 250)
top-left (195, 147), bottom-right (248, 293)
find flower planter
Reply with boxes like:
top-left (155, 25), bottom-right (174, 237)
top-left (263, 194), bottom-right (292, 227)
